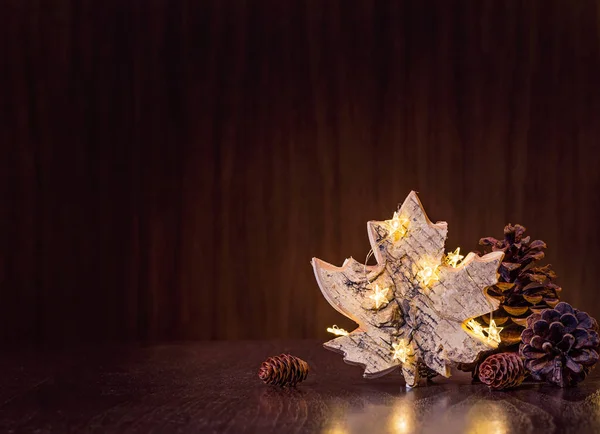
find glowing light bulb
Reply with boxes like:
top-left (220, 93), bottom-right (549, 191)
top-left (392, 339), bottom-right (410, 363)
top-left (466, 319), bottom-right (486, 340)
top-left (327, 325), bottom-right (349, 336)
top-left (416, 259), bottom-right (440, 287)
top-left (445, 247), bottom-right (464, 268)
top-left (368, 284), bottom-right (390, 309)
top-left (386, 211), bottom-right (409, 241)
top-left (484, 319), bottom-right (503, 344)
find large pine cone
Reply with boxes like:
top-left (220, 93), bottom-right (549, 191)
top-left (519, 302), bottom-right (600, 387)
top-left (478, 352), bottom-right (526, 390)
top-left (258, 354), bottom-right (309, 387)
top-left (475, 224), bottom-right (561, 346)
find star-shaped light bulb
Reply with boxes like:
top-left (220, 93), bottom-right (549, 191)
top-left (445, 247), bottom-right (464, 268)
top-left (368, 284), bottom-right (390, 309)
top-left (392, 340), bottom-right (410, 363)
top-left (466, 319), bottom-right (486, 340)
top-left (417, 259), bottom-right (440, 287)
top-left (386, 211), bottom-right (409, 241)
top-left (484, 319), bottom-right (503, 344)
top-left (326, 325), bottom-right (349, 336)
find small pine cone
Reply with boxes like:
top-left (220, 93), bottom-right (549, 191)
top-left (258, 354), bottom-right (309, 387)
top-left (478, 352), bottom-right (526, 390)
top-left (520, 302), bottom-right (600, 387)
top-left (466, 347), bottom-right (503, 381)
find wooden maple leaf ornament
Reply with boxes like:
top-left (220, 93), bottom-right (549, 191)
top-left (312, 191), bottom-right (504, 387)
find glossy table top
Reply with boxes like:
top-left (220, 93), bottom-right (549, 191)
top-left (1, 340), bottom-right (599, 433)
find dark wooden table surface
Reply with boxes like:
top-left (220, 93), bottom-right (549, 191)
top-left (1, 340), bottom-right (600, 433)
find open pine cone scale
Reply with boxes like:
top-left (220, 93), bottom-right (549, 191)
top-left (477, 225), bottom-right (561, 334)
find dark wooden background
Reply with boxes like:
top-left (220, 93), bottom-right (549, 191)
top-left (2, 0), bottom-right (600, 346)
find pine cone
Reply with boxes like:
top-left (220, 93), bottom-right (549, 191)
top-left (520, 302), bottom-right (600, 387)
top-left (467, 347), bottom-right (503, 382)
top-left (476, 224), bottom-right (561, 346)
top-left (258, 354), bottom-right (309, 387)
top-left (478, 352), bottom-right (526, 390)
top-left (480, 224), bottom-right (546, 279)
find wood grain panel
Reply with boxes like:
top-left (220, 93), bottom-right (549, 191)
top-left (1, 0), bottom-right (600, 344)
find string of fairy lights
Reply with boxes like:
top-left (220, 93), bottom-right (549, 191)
top-left (326, 209), bottom-right (503, 361)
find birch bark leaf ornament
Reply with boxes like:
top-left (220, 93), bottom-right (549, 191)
top-left (311, 191), bottom-right (504, 387)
